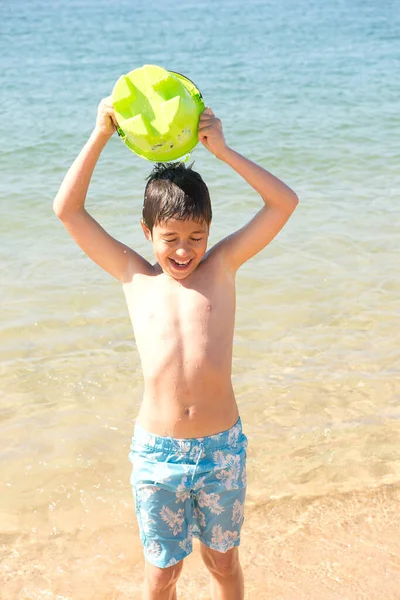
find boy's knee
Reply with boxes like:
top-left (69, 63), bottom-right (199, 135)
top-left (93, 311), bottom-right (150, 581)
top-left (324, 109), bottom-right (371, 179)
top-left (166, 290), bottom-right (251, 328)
top-left (201, 545), bottom-right (240, 578)
top-left (144, 559), bottom-right (184, 591)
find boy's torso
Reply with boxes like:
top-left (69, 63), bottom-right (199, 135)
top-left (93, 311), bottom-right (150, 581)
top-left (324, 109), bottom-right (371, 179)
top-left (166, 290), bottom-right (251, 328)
top-left (123, 250), bottom-right (239, 438)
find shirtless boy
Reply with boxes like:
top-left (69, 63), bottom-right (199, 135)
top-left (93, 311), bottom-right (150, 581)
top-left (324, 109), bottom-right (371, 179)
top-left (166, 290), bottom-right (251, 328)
top-left (53, 97), bottom-right (298, 600)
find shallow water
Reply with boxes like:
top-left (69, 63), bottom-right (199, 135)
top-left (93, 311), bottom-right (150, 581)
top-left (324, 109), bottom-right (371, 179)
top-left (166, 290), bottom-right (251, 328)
top-left (1, 0), bottom-right (400, 597)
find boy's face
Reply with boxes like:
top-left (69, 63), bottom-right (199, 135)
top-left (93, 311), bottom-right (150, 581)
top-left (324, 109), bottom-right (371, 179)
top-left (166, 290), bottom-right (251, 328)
top-left (141, 218), bottom-right (210, 280)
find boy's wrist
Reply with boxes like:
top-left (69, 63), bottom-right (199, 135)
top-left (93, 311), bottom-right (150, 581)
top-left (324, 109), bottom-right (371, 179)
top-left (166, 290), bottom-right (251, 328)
top-left (216, 144), bottom-right (235, 162)
top-left (91, 126), bottom-right (115, 144)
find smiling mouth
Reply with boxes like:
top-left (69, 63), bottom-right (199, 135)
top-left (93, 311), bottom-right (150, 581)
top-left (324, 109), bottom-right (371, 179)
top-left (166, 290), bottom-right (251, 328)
top-left (169, 258), bottom-right (193, 270)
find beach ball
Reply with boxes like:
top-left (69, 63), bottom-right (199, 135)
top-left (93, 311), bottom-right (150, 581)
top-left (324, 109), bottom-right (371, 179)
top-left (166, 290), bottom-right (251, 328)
top-left (111, 64), bottom-right (205, 162)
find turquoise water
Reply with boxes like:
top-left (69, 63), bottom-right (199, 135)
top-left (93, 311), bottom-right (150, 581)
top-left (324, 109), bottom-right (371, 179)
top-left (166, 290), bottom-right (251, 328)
top-left (1, 0), bottom-right (400, 597)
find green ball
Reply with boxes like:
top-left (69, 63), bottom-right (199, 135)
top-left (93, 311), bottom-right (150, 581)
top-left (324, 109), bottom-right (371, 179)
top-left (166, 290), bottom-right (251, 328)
top-left (111, 65), bottom-right (205, 162)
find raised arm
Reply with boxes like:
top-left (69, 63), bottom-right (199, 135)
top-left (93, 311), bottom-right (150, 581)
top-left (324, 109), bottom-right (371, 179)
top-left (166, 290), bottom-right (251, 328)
top-left (198, 108), bottom-right (299, 271)
top-left (53, 97), bottom-right (151, 282)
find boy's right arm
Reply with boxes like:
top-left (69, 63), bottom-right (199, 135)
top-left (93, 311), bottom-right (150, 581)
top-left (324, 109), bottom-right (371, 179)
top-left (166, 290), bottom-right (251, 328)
top-left (53, 97), bottom-right (152, 283)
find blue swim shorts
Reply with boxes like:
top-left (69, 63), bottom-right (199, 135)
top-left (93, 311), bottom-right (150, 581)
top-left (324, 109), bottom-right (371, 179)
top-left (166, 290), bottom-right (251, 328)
top-left (128, 418), bottom-right (247, 568)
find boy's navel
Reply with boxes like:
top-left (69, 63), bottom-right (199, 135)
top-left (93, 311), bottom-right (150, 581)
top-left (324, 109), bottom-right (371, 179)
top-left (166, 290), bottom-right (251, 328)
top-left (183, 406), bottom-right (198, 419)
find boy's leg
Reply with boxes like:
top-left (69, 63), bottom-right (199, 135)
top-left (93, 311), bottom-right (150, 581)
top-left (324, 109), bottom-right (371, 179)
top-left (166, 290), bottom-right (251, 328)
top-left (200, 544), bottom-right (244, 600)
top-left (143, 558), bottom-right (184, 600)
top-left (192, 419), bottom-right (247, 599)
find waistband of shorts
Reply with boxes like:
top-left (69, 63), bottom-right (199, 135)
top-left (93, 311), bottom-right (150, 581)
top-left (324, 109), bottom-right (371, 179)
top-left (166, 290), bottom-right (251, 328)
top-left (133, 417), bottom-right (245, 452)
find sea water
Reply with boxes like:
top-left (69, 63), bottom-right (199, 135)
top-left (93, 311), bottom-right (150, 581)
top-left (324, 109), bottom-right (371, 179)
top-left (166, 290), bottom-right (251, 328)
top-left (1, 0), bottom-right (400, 597)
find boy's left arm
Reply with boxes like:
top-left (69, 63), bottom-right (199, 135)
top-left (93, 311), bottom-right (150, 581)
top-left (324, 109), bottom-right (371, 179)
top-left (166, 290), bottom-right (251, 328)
top-left (199, 109), bottom-right (299, 271)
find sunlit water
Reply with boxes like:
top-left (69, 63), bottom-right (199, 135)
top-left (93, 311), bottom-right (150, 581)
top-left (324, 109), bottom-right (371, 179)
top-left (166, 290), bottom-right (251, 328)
top-left (1, 0), bottom-right (400, 597)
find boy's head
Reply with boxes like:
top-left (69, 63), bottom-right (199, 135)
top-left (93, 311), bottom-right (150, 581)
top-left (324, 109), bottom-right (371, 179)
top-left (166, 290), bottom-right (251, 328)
top-left (141, 162), bottom-right (212, 279)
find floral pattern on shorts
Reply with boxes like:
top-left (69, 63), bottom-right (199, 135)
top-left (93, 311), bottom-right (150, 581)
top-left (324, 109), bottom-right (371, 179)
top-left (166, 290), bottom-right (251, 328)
top-left (129, 418), bottom-right (247, 568)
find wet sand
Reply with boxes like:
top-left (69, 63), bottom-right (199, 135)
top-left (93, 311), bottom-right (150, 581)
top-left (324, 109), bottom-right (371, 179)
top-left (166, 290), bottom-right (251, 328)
top-left (2, 483), bottom-right (399, 599)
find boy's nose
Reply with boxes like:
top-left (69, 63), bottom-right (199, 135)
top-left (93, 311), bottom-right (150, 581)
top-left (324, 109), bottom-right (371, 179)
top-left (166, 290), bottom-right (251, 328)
top-left (176, 247), bottom-right (190, 258)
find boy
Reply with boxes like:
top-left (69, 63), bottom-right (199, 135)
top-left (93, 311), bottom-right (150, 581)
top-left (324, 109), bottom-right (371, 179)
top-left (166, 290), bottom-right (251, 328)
top-left (53, 97), bottom-right (298, 600)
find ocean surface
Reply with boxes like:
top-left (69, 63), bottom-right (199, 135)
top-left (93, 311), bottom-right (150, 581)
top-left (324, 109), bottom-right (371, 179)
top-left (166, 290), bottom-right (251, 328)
top-left (1, 0), bottom-right (399, 598)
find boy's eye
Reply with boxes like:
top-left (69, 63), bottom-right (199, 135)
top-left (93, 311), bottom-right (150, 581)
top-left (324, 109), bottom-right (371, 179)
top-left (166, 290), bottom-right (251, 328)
top-left (163, 237), bottom-right (202, 243)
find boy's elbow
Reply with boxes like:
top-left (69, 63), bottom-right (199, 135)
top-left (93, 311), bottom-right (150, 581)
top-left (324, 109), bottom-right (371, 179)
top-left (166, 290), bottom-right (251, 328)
top-left (52, 196), bottom-right (77, 221)
top-left (52, 193), bottom-right (64, 218)
top-left (287, 191), bottom-right (299, 213)
top-left (53, 199), bottom-right (62, 219)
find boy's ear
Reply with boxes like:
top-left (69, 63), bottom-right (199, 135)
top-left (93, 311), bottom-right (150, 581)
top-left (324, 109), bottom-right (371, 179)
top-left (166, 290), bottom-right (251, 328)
top-left (140, 219), bottom-right (152, 241)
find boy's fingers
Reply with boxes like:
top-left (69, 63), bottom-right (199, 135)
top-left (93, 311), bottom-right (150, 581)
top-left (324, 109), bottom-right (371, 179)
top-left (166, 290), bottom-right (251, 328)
top-left (198, 118), bottom-right (221, 132)
top-left (100, 96), bottom-right (115, 112)
top-left (197, 124), bottom-right (214, 135)
top-left (202, 107), bottom-right (215, 117)
top-left (199, 113), bottom-right (214, 123)
top-left (100, 96), bottom-right (118, 124)
top-left (199, 115), bottom-right (221, 129)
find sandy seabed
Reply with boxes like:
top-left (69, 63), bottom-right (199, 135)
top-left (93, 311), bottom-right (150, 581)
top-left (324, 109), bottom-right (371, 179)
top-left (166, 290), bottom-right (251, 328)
top-left (1, 483), bottom-right (400, 600)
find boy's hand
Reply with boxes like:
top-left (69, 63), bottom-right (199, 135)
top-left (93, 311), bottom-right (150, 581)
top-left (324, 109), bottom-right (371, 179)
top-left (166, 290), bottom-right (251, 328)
top-left (198, 108), bottom-right (228, 159)
top-left (95, 96), bottom-right (118, 138)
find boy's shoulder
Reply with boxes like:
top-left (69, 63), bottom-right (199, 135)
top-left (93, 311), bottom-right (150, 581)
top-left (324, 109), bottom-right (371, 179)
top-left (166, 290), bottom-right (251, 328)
top-left (124, 244), bottom-right (233, 296)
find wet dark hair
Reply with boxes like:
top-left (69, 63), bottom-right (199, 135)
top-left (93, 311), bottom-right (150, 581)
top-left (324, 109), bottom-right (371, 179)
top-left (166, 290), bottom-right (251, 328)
top-left (142, 162), bottom-right (212, 232)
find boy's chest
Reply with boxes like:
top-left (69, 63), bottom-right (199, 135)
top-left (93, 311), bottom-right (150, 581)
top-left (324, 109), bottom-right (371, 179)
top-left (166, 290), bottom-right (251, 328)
top-left (124, 270), bottom-right (235, 339)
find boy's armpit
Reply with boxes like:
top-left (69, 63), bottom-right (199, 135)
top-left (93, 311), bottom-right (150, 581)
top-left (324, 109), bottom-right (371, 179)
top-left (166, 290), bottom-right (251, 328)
top-left (59, 209), bottom-right (152, 282)
top-left (216, 204), bottom-right (296, 272)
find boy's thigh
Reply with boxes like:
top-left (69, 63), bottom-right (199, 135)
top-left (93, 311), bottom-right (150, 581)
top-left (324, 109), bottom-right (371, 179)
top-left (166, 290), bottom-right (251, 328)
top-left (131, 448), bottom-right (196, 568)
top-left (193, 442), bottom-right (247, 553)
top-left (133, 476), bottom-right (195, 568)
